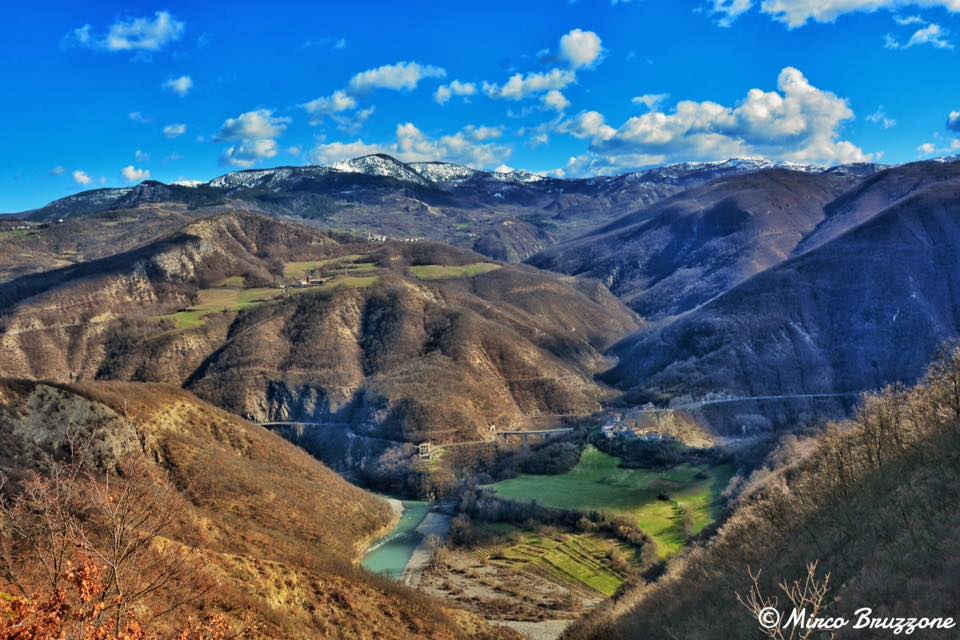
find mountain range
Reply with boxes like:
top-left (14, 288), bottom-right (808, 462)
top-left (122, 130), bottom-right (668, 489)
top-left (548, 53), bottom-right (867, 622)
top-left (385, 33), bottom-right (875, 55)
top-left (5, 152), bottom-right (960, 638)
top-left (14, 155), bottom-right (866, 265)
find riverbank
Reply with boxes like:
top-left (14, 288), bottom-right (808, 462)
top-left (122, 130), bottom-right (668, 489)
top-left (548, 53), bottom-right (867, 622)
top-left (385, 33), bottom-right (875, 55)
top-left (402, 511), bottom-right (453, 585)
top-left (361, 500), bottom-right (432, 578)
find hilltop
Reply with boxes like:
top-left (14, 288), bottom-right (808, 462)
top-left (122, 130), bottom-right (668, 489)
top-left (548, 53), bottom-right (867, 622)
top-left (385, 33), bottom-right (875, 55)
top-left (602, 161), bottom-right (960, 417)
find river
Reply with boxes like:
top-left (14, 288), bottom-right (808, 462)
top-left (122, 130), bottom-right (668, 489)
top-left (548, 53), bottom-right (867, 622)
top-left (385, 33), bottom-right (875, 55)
top-left (361, 500), bottom-right (431, 578)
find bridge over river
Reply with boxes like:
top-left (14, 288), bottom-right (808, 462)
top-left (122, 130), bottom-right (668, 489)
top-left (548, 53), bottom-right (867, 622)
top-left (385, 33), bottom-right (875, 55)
top-left (257, 420), bottom-right (575, 460)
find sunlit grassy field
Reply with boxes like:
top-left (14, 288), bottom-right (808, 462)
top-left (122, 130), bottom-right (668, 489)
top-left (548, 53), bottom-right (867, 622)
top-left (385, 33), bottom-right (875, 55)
top-left (409, 262), bottom-right (501, 280)
top-left (480, 529), bottom-right (634, 596)
top-left (160, 276), bottom-right (379, 329)
top-left (487, 446), bottom-right (733, 557)
top-left (282, 254), bottom-right (371, 280)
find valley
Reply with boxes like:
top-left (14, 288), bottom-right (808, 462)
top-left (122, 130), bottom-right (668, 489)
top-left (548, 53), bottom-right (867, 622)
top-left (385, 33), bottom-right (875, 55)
top-left (486, 446), bottom-right (733, 558)
top-left (3, 154), bottom-right (960, 639)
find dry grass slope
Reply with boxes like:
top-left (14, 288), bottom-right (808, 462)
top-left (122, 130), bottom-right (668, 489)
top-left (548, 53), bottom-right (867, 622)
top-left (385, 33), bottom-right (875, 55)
top-left (565, 348), bottom-right (960, 639)
top-left (0, 380), bottom-right (518, 639)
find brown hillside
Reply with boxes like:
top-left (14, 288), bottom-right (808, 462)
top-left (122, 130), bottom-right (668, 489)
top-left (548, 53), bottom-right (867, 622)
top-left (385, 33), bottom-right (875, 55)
top-left (565, 350), bottom-right (960, 640)
top-left (0, 379), bottom-right (516, 639)
top-left (0, 214), bottom-right (638, 445)
top-left (528, 169), bottom-right (857, 319)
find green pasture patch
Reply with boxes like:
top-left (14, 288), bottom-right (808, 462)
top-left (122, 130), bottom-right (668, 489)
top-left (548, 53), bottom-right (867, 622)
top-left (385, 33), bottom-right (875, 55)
top-left (409, 263), bottom-right (502, 280)
top-left (487, 446), bottom-right (733, 558)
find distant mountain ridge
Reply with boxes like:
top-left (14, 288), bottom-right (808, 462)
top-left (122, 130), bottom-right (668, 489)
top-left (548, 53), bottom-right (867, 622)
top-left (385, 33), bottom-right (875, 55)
top-left (602, 161), bottom-right (960, 412)
top-left (14, 154), bottom-right (880, 264)
top-left (16, 154), bottom-right (879, 221)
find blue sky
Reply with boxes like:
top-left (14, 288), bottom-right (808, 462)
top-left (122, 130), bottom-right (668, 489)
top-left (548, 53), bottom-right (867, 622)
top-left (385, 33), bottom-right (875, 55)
top-left (2, 0), bottom-right (959, 212)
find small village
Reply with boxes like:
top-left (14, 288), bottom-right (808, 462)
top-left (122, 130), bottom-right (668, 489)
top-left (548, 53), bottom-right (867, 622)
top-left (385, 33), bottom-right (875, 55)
top-left (600, 405), bottom-right (678, 443)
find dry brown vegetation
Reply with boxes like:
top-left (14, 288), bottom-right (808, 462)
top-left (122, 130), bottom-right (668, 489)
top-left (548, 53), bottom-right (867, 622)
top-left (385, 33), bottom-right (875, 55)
top-left (0, 213), bottom-right (638, 496)
top-left (564, 346), bottom-right (960, 639)
top-left (0, 380), bottom-right (517, 639)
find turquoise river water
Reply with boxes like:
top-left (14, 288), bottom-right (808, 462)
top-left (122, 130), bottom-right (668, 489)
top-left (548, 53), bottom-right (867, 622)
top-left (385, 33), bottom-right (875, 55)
top-left (361, 500), bottom-right (430, 578)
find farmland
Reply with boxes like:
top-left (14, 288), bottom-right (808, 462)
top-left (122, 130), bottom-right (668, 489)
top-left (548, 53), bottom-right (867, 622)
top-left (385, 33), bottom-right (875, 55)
top-left (478, 527), bottom-right (636, 597)
top-left (408, 262), bottom-right (501, 280)
top-left (487, 446), bottom-right (733, 557)
top-left (160, 275), bottom-right (379, 330)
top-left (282, 254), bottom-right (375, 281)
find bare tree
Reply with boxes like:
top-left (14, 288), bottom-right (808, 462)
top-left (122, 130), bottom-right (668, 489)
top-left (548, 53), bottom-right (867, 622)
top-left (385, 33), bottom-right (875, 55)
top-left (736, 561), bottom-right (834, 640)
top-left (1, 457), bottom-right (209, 633)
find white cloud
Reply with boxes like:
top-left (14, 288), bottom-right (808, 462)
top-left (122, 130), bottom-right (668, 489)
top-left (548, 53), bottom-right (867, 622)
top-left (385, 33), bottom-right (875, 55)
top-left (214, 109), bottom-right (289, 167)
top-left (66, 11), bottom-right (185, 52)
top-left (163, 123), bottom-right (187, 138)
top-left (348, 61), bottom-right (446, 93)
top-left (121, 165), bottom-right (150, 182)
top-left (558, 29), bottom-right (603, 68)
top-left (310, 122), bottom-right (512, 168)
top-left (712, 0), bottom-right (754, 27)
top-left (72, 170), bottom-right (92, 186)
top-left (906, 22), bottom-right (954, 47)
top-left (560, 111), bottom-right (618, 141)
top-left (128, 111), bottom-right (150, 123)
top-left (215, 109), bottom-right (289, 141)
top-left (335, 107), bottom-right (376, 133)
top-left (867, 107), bottom-right (897, 128)
top-left (886, 22), bottom-right (953, 47)
top-left (543, 89), bottom-right (572, 112)
top-left (50, 166), bottom-right (66, 177)
top-left (709, 1), bottom-right (960, 28)
top-left (134, 149), bottom-right (150, 162)
top-left (759, 1), bottom-right (960, 28)
top-left (558, 66), bottom-right (869, 175)
top-left (948, 110), bottom-right (960, 131)
top-left (302, 91), bottom-right (373, 132)
top-left (463, 125), bottom-right (505, 141)
top-left (894, 13), bottom-right (926, 24)
top-left (631, 93), bottom-right (669, 110)
top-left (530, 133), bottom-right (550, 147)
top-left (916, 134), bottom-right (960, 156)
top-left (484, 68), bottom-right (576, 100)
top-left (884, 33), bottom-right (902, 47)
top-left (162, 75), bottom-right (193, 96)
top-left (303, 90), bottom-right (357, 119)
top-left (434, 80), bottom-right (478, 105)
top-left (221, 140), bottom-right (280, 167)
top-left (309, 140), bottom-right (387, 164)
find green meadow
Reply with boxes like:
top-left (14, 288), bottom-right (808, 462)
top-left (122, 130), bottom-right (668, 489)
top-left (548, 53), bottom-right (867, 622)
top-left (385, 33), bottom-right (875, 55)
top-left (160, 275), bottom-right (379, 330)
top-left (408, 262), bottom-right (501, 280)
top-left (487, 446), bottom-right (733, 558)
top-left (282, 254), bottom-right (372, 281)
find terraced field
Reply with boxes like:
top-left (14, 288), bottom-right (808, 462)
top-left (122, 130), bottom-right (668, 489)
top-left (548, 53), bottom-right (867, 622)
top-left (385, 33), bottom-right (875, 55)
top-left (477, 531), bottom-right (633, 597)
top-left (488, 446), bottom-right (734, 557)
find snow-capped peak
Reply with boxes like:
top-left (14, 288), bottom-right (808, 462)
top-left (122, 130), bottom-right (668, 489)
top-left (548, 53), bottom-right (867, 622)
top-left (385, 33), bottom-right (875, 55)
top-left (328, 154), bottom-right (431, 186)
top-left (408, 161), bottom-right (478, 183)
